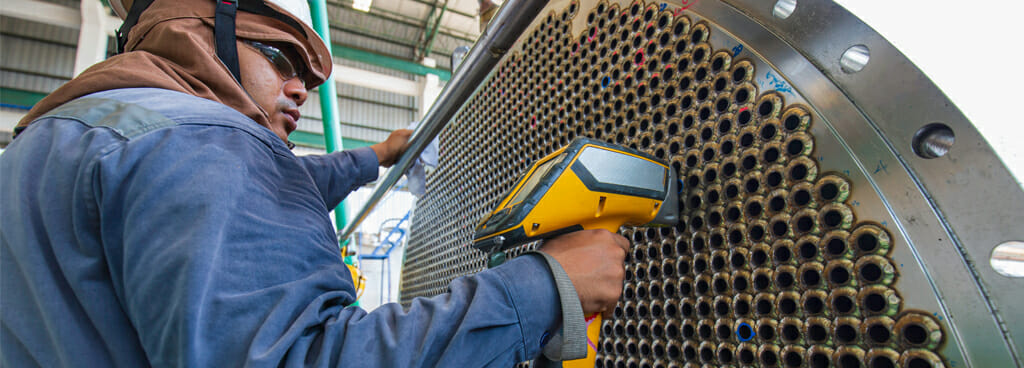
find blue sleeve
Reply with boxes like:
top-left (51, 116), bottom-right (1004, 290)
top-left (296, 146), bottom-right (380, 208)
top-left (96, 126), bottom-right (561, 367)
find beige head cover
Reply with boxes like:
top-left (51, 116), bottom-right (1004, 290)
top-left (17, 0), bottom-right (333, 135)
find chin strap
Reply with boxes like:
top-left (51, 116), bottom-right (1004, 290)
top-left (116, 0), bottom-right (243, 84)
top-left (115, 0), bottom-right (155, 54)
top-left (214, 0), bottom-right (242, 84)
top-left (112, 0), bottom-right (303, 150)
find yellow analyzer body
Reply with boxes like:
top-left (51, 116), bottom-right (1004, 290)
top-left (473, 137), bottom-right (680, 367)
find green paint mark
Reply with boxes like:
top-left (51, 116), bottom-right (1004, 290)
top-left (0, 88), bottom-right (47, 108)
top-left (288, 130), bottom-right (376, 149)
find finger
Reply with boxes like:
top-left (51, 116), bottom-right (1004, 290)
top-left (613, 234), bottom-right (630, 249)
top-left (609, 234), bottom-right (630, 254)
top-left (601, 307), bottom-right (613, 319)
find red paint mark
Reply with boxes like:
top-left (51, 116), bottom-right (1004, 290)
top-left (739, 106), bottom-right (749, 113)
top-left (679, 0), bottom-right (697, 10)
top-left (633, 50), bottom-right (646, 67)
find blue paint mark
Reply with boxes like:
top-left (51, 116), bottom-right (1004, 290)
top-left (678, 178), bottom-right (685, 194)
top-left (843, 169), bottom-right (851, 176)
top-left (660, 3), bottom-right (667, 11)
top-left (881, 221), bottom-right (888, 226)
top-left (731, 43), bottom-right (744, 57)
top-left (852, 200), bottom-right (860, 207)
top-left (900, 264), bottom-right (904, 267)
top-left (873, 160), bottom-right (888, 174)
top-left (764, 70), bottom-right (793, 94)
top-left (818, 155), bottom-right (824, 161)
top-left (602, 76), bottom-right (611, 89)
top-left (736, 322), bottom-right (755, 342)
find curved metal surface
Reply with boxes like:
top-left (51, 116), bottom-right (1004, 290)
top-left (709, 0), bottom-right (1022, 364)
top-left (398, 0), bottom-right (1023, 366)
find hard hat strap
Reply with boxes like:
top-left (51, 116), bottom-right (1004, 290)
top-left (215, 0), bottom-right (242, 83)
top-left (115, 0), bottom-right (155, 54)
top-left (112, 0), bottom-right (309, 86)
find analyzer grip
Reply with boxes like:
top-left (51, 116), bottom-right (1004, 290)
top-left (561, 224), bottom-right (624, 368)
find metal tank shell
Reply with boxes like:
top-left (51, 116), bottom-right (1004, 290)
top-left (400, 0), bottom-right (1024, 367)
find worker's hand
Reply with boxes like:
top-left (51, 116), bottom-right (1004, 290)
top-left (539, 229), bottom-right (630, 316)
top-left (370, 129), bottom-right (413, 167)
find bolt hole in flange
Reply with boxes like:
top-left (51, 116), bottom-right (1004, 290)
top-left (840, 44), bottom-right (870, 73)
top-left (772, 0), bottom-right (797, 19)
top-left (912, 123), bottom-right (955, 159)
top-left (991, 241), bottom-right (1024, 277)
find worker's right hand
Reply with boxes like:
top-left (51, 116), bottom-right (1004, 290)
top-left (370, 129), bottom-right (413, 167)
top-left (539, 229), bottom-right (630, 316)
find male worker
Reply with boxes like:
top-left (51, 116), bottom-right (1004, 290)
top-left (0, 0), bottom-right (630, 366)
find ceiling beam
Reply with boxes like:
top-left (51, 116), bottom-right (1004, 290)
top-left (327, 0), bottom-right (476, 43)
top-left (332, 64), bottom-right (419, 96)
top-left (332, 44), bottom-right (451, 81)
top-left (417, 0), bottom-right (449, 59)
top-left (409, 0), bottom-right (476, 19)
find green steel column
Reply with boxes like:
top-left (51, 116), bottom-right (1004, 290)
top-left (309, 0), bottom-right (348, 235)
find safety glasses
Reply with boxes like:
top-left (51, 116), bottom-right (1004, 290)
top-left (242, 40), bottom-right (306, 87)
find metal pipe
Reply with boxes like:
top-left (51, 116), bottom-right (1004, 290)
top-left (309, 0), bottom-right (347, 233)
top-left (338, 0), bottom-right (549, 242)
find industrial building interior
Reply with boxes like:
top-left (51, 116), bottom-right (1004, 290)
top-left (1, 0), bottom-right (1022, 367)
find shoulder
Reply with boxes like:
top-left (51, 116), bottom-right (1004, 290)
top-left (34, 88), bottom-right (290, 154)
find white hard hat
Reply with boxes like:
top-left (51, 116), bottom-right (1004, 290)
top-left (111, 0), bottom-right (333, 87)
top-left (110, 0), bottom-right (327, 56)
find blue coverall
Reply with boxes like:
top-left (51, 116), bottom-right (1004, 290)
top-left (0, 88), bottom-right (567, 367)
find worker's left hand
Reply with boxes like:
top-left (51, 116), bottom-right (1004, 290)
top-left (371, 129), bottom-right (413, 167)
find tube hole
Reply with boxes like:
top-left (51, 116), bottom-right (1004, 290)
top-left (749, 224), bottom-right (766, 241)
top-left (833, 294), bottom-right (855, 314)
top-left (802, 269), bottom-right (821, 287)
top-left (790, 164), bottom-right (808, 180)
top-left (779, 297), bottom-right (797, 315)
top-left (804, 296), bottom-right (824, 314)
top-left (864, 292), bottom-right (887, 313)
top-left (860, 263), bottom-right (883, 283)
top-left (796, 216), bottom-right (814, 232)
top-left (810, 352), bottom-right (830, 368)
top-left (758, 323), bottom-right (775, 340)
top-left (760, 350), bottom-right (778, 367)
top-left (903, 324), bottom-right (928, 344)
top-left (820, 182), bottom-right (839, 200)
top-left (776, 271), bottom-right (795, 289)
top-left (823, 210), bottom-right (843, 227)
top-left (868, 324), bottom-right (891, 343)
top-left (836, 323), bottom-right (858, 343)
top-left (838, 353), bottom-right (861, 368)
top-left (808, 323), bottom-right (827, 342)
top-left (733, 67), bottom-right (747, 82)
top-left (858, 233), bottom-right (879, 253)
top-left (784, 351), bottom-right (802, 368)
top-left (830, 266), bottom-right (850, 285)
top-left (799, 241), bottom-right (818, 259)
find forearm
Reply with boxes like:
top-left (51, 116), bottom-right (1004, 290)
top-left (296, 146), bottom-right (379, 207)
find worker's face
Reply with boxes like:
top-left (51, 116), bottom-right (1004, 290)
top-left (237, 40), bottom-right (308, 142)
